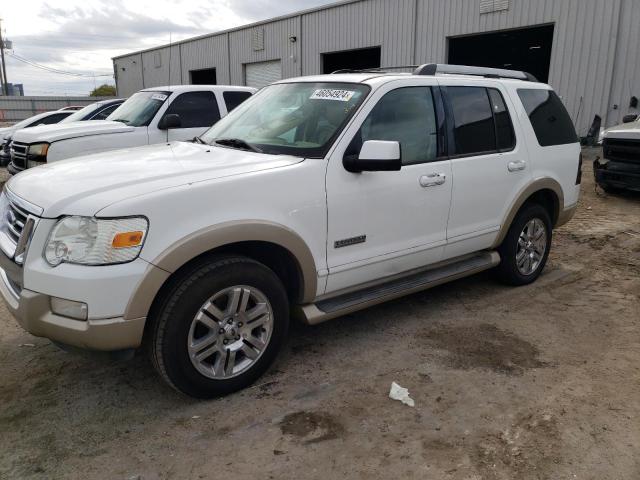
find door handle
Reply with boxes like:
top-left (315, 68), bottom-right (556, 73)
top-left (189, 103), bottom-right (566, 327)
top-left (508, 160), bottom-right (527, 172)
top-left (419, 173), bottom-right (446, 187)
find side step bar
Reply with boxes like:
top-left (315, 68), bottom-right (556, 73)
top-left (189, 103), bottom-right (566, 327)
top-left (297, 251), bottom-right (500, 325)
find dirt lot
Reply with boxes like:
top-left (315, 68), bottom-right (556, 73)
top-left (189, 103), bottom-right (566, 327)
top-left (1, 149), bottom-right (639, 479)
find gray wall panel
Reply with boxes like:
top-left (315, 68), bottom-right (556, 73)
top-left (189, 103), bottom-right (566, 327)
top-left (113, 0), bottom-right (640, 133)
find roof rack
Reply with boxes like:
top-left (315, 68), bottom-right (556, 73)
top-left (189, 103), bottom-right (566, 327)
top-left (414, 64), bottom-right (538, 82)
top-left (331, 65), bottom-right (419, 74)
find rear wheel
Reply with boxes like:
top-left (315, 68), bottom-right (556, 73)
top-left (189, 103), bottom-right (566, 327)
top-left (149, 256), bottom-right (289, 398)
top-left (494, 203), bottom-right (552, 286)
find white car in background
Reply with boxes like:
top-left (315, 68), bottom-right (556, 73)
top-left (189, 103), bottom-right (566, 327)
top-left (8, 85), bottom-right (255, 174)
top-left (0, 110), bottom-right (75, 167)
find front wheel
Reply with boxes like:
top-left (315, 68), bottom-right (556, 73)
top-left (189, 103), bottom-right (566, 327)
top-left (149, 256), bottom-right (289, 398)
top-left (494, 203), bottom-right (552, 286)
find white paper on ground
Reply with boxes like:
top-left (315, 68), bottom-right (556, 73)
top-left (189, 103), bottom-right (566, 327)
top-left (389, 381), bottom-right (415, 407)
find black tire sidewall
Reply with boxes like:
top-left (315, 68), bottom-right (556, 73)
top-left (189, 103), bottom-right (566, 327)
top-left (154, 257), bottom-right (289, 398)
top-left (497, 204), bottom-right (552, 285)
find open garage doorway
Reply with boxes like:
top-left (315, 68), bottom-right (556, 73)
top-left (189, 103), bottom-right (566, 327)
top-left (322, 46), bottom-right (381, 74)
top-left (448, 24), bottom-right (554, 83)
top-left (190, 68), bottom-right (217, 85)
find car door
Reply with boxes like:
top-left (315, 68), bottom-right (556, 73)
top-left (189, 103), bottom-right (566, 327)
top-left (156, 91), bottom-right (222, 143)
top-left (325, 80), bottom-right (452, 294)
top-left (440, 82), bottom-right (531, 259)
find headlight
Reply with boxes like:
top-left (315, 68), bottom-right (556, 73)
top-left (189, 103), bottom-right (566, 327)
top-left (44, 216), bottom-right (148, 267)
top-left (27, 142), bottom-right (49, 168)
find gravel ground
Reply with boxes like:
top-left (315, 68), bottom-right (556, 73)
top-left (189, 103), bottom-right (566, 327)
top-left (1, 149), bottom-right (640, 479)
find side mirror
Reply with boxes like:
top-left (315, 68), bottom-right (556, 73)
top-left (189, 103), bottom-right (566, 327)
top-left (158, 113), bottom-right (182, 130)
top-left (343, 140), bottom-right (402, 173)
top-left (622, 114), bottom-right (639, 124)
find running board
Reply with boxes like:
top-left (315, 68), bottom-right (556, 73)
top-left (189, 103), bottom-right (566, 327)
top-left (297, 251), bottom-right (500, 325)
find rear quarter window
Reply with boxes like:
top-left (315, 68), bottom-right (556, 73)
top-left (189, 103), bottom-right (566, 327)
top-left (517, 89), bottom-right (578, 147)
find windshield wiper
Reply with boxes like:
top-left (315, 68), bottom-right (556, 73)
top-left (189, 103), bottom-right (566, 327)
top-left (192, 136), bottom-right (207, 144)
top-left (214, 138), bottom-right (262, 153)
top-left (110, 118), bottom-right (130, 125)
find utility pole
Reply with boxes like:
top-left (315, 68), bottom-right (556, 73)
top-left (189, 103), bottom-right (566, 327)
top-left (0, 18), bottom-right (8, 95)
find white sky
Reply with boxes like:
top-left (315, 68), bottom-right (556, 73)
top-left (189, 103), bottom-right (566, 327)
top-left (1, 0), bottom-right (334, 96)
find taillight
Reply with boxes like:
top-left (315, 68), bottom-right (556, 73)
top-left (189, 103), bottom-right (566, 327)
top-left (576, 152), bottom-right (583, 185)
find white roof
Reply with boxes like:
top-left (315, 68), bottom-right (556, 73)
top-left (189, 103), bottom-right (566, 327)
top-left (141, 85), bottom-right (256, 93)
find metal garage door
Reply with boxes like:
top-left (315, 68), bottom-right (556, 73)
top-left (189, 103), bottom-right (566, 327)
top-left (244, 60), bottom-right (282, 89)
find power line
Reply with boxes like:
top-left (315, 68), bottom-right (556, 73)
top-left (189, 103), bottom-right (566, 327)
top-left (6, 51), bottom-right (113, 78)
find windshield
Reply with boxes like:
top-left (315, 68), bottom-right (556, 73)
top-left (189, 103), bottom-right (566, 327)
top-left (201, 82), bottom-right (370, 157)
top-left (106, 91), bottom-right (170, 127)
top-left (60, 103), bottom-right (99, 123)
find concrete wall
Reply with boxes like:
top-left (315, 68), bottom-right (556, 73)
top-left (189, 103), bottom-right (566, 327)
top-left (113, 0), bottom-right (640, 134)
top-left (0, 96), bottom-right (113, 123)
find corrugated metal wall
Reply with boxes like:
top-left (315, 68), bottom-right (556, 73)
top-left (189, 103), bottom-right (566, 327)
top-left (113, 0), bottom-right (640, 134)
top-left (0, 96), bottom-right (113, 123)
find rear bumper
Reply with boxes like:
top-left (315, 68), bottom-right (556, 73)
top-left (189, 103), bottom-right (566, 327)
top-left (556, 203), bottom-right (578, 228)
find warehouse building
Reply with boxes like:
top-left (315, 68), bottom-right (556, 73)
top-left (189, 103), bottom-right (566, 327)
top-left (113, 0), bottom-right (640, 135)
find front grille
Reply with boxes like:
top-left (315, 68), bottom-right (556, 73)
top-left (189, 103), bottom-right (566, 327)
top-left (5, 202), bottom-right (28, 244)
top-left (10, 141), bottom-right (28, 170)
top-left (603, 138), bottom-right (640, 164)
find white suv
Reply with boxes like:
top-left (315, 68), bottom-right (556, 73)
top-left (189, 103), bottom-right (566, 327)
top-left (8, 85), bottom-right (255, 173)
top-left (0, 65), bottom-right (581, 398)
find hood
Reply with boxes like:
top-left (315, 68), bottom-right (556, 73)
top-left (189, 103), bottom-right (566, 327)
top-left (6, 141), bottom-right (303, 217)
top-left (0, 126), bottom-right (16, 140)
top-left (10, 120), bottom-right (135, 144)
top-left (604, 124), bottom-right (640, 140)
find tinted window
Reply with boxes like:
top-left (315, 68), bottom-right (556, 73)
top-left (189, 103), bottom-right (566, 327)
top-left (488, 88), bottom-right (515, 151)
top-left (37, 112), bottom-right (72, 125)
top-left (223, 91), bottom-right (252, 113)
top-left (517, 89), bottom-right (578, 146)
top-left (349, 87), bottom-right (438, 165)
top-left (91, 104), bottom-right (120, 120)
top-left (163, 91), bottom-right (221, 128)
top-left (447, 86), bottom-right (496, 156)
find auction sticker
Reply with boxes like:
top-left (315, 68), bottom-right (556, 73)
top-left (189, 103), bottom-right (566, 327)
top-left (151, 93), bottom-right (168, 102)
top-left (310, 89), bottom-right (356, 102)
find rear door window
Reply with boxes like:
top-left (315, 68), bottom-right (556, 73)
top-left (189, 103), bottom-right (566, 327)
top-left (517, 89), bottom-right (578, 146)
top-left (223, 91), bottom-right (253, 113)
top-left (488, 88), bottom-right (516, 151)
top-left (163, 91), bottom-right (221, 128)
top-left (446, 86), bottom-right (496, 156)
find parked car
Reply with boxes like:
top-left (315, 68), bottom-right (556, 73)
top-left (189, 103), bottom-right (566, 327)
top-left (594, 119), bottom-right (640, 193)
top-left (57, 106), bottom-right (85, 111)
top-left (597, 113), bottom-right (639, 144)
top-left (7, 85), bottom-right (255, 174)
top-left (58, 98), bottom-right (125, 123)
top-left (0, 110), bottom-right (74, 167)
top-left (0, 65), bottom-right (580, 398)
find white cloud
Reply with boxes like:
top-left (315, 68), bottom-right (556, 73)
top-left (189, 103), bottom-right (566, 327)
top-left (2, 0), bottom-right (335, 95)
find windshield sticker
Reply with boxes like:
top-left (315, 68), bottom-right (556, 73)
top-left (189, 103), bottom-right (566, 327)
top-left (310, 89), bottom-right (356, 102)
top-left (151, 93), bottom-right (168, 102)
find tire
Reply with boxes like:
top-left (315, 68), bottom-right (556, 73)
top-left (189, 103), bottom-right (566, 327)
top-left (149, 255), bottom-right (289, 398)
top-left (494, 203), bottom-right (552, 286)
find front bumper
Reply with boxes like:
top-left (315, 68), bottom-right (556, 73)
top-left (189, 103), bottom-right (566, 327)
top-left (7, 161), bottom-right (23, 176)
top-left (594, 161), bottom-right (640, 192)
top-left (0, 250), bottom-right (146, 352)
